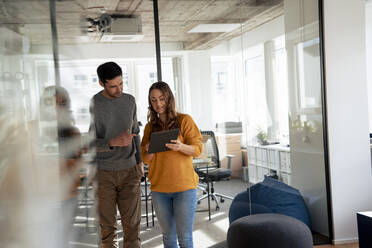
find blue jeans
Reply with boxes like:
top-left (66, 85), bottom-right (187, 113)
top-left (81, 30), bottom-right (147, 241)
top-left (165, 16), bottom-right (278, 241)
top-left (152, 189), bottom-right (197, 248)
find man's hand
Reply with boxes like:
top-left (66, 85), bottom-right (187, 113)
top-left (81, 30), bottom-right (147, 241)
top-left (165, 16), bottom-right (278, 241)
top-left (138, 162), bottom-right (145, 177)
top-left (109, 130), bottom-right (136, 147)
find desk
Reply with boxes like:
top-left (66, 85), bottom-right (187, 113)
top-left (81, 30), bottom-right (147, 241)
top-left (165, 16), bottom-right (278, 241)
top-left (193, 158), bottom-right (212, 168)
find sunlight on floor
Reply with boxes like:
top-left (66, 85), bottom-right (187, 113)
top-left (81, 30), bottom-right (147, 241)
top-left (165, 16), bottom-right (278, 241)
top-left (190, 216), bottom-right (230, 247)
top-left (204, 212), bottom-right (225, 220)
top-left (192, 229), bottom-right (217, 248)
top-left (213, 218), bottom-right (229, 233)
top-left (70, 241), bottom-right (98, 247)
top-left (141, 234), bottom-right (163, 245)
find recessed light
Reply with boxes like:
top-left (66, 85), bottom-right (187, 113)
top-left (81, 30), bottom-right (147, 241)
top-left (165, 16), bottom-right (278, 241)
top-left (188, 24), bottom-right (241, 33)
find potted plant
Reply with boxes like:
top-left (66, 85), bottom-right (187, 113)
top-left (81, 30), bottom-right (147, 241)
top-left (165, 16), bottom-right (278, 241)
top-left (256, 129), bottom-right (268, 145)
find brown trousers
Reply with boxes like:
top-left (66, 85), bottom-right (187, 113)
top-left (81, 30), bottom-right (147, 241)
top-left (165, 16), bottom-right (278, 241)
top-left (97, 165), bottom-right (142, 248)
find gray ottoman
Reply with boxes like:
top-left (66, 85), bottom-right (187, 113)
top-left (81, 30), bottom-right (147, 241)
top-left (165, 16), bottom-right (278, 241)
top-left (227, 213), bottom-right (313, 248)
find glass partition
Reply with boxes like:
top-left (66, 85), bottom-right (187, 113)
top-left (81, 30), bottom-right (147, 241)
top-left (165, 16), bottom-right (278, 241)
top-left (0, 0), bottom-right (331, 246)
top-left (0, 1), bottom-right (63, 247)
top-left (155, 1), bottom-right (250, 246)
top-left (153, 0), bottom-right (331, 246)
top-left (284, 0), bottom-right (330, 243)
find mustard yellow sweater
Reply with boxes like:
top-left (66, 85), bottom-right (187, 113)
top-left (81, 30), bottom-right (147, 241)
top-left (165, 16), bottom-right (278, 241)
top-left (141, 113), bottom-right (202, 193)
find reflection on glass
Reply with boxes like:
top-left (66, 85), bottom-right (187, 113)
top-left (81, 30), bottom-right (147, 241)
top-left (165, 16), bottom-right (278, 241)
top-left (0, 0), bottom-right (331, 246)
top-left (296, 38), bottom-right (321, 110)
top-left (285, 0), bottom-right (330, 242)
top-left (0, 1), bottom-right (89, 247)
top-left (1, 2), bottom-right (65, 247)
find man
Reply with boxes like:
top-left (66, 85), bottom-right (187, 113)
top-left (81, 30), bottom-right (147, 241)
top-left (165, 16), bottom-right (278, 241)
top-left (89, 62), bottom-right (143, 248)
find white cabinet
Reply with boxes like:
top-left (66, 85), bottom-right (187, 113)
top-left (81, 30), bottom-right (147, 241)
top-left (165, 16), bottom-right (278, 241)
top-left (246, 144), bottom-right (291, 185)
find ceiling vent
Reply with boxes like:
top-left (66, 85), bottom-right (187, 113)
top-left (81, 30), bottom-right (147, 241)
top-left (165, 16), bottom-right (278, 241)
top-left (97, 15), bottom-right (144, 42)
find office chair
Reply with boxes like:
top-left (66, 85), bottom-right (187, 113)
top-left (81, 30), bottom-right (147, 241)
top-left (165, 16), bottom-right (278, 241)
top-left (196, 131), bottom-right (234, 219)
top-left (141, 166), bottom-right (155, 227)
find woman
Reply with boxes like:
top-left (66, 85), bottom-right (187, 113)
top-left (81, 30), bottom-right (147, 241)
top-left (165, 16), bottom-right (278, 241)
top-left (141, 81), bottom-right (202, 248)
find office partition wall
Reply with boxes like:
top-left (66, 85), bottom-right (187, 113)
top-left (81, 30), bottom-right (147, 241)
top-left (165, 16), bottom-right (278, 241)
top-left (0, 1), bottom-right (63, 247)
top-left (284, 0), bottom-right (332, 242)
top-left (154, 0), bottom-right (332, 246)
top-left (0, 0), bottom-right (333, 247)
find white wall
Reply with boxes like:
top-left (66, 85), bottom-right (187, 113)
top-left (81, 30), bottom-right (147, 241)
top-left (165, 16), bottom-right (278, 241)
top-left (323, 0), bottom-right (372, 244)
top-left (365, 2), bottom-right (372, 132)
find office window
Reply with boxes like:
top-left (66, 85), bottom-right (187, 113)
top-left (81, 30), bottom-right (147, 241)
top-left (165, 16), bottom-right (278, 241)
top-left (37, 60), bottom-right (132, 133)
top-left (216, 71), bottom-right (227, 91)
top-left (36, 59), bottom-right (175, 133)
top-left (273, 35), bottom-right (289, 144)
top-left (211, 57), bottom-right (240, 125)
top-left (245, 45), bottom-right (268, 144)
top-left (243, 40), bottom-right (289, 145)
top-left (149, 72), bottom-right (156, 84)
top-left (73, 74), bottom-right (88, 88)
top-left (91, 75), bottom-right (98, 85)
top-left (122, 70), bottom-right (129, 92)
top-left (134, 60), bottom-right (174, 125)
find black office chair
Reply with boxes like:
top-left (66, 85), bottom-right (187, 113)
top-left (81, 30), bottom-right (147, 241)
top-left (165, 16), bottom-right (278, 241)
top-left (196, 131), bottom-right (234, 219)
top-left (141, 166), bottom-right (155, 227)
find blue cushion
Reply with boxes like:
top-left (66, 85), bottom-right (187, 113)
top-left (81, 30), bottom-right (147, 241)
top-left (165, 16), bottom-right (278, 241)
top-left (229, 177), bottom-right (311, 228)
top-left (229, 191), bottom-right (272, 224)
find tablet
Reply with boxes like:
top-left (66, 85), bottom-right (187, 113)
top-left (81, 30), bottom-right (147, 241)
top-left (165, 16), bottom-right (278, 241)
top-left (148, 129), bottom-right (180, 154)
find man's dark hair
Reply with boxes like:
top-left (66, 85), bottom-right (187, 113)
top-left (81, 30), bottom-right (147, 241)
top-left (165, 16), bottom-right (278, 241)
top-left (97, 61), bottom-right (122, 84)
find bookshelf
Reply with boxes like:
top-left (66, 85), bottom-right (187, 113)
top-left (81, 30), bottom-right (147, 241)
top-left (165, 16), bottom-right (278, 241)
top-left (246, 144), bottom-right (291, 185)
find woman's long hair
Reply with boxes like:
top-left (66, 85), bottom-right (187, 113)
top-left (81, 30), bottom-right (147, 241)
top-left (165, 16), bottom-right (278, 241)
top-left (147, 81), bottom-right (179, 133)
